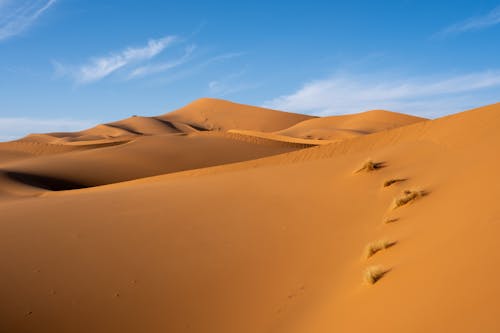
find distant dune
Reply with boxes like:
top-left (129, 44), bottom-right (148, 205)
top-left (0, 98), bottom-right (499, 333)
top-left (276, 109), bottom-right (426, 140)
top-left (159, 98), bottom-right (316, 132)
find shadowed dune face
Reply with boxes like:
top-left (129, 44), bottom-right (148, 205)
top-left (4, 171), bottom-right (88, 191)
top-left (106, 116), bottom-right (184, 136)
top-left (2, 99), bottom-right (499, 333)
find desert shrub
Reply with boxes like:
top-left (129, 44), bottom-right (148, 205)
top-left (356, 160), bottom-right (385, 173)
top-left (394, 190), bottom-right (426, 208)
top-left (365, 240), bottom-right (397, 258)
top-left (383, 178), bottom-right (406, 187)
top-left (364, 266), bottom-right (389, 284)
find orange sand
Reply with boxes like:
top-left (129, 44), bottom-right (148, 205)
top-left (0, 97), bottom-right (499, 332)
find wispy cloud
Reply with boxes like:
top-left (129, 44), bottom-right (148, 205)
top-left (55, 36), bottom-right (176, 83)
top-left (437, 6), bottom-right (500, 36)
top-left (149, 52), bottom-right (246, 86)
top-left (0, 117), bottom-right (95, 141)
top-left (208, 52), bottom-right (246, 62)
top-left (208, 69), bottom-right (259, 96)
top-left (0, 0), bottom-right (57, 41)
top-left (129, 44), bottom-right (196, 79)
top-left (264, 71), bottom-right (500, 117)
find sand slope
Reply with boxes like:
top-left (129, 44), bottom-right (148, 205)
top-left (0, 100), bottom-right (498, 333)
top-left (0, 132), bottom-right (304, 196)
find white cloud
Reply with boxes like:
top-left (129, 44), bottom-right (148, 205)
top-left (150, 51), bottom-right (246, 86)
top-left (263, 71), bottom-right (500, 118)
top-left (208, 69), bottom-right (259, 96)
top-left (437, 6), bottom-right (500, 36)
top-left (56, 36), bottom-right (176, 83)
top-left (208, 80), bottom-right (220, 91)
top-left (209, 52), bottom-right (246, 62)
top-left (208, 80), bottom-right (257, 96)
top-left (129, 44), bottom-right (196, 79)
top-left (0, 117), bottom-right (95, 141)
top-left (0, 0), bottom-right (56, 41)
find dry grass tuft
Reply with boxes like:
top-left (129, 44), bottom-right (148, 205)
top-left (393, 190), bottom-right (427, 208)
top-left (364, 240), bottom-right (397, 258)
top-left (383, 178), bottom-right (407, 187)
top-left (355, 160), bottom-right (385, 173)
top-left (364, 266), bottom-right (389, 285)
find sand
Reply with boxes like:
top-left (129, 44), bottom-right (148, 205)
top-left (0, 97), bottom-right (499, 332)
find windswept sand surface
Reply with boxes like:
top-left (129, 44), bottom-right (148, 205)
top-left (1, 98), bottom-right (499, 332)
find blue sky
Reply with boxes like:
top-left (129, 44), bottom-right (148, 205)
top-left (1, 0), bottom-right (500, 140)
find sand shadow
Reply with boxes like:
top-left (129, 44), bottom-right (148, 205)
top-left (5, 171), bottom-right (88, 191)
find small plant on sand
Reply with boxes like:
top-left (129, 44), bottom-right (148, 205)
top-left (364, 240), bottom-right (397, 258)
top-left (394, 190), bottom-right (426, 208)
top-left (383, 178), bottom-right (406, 187)
top-left (364, 266), bottom-right (389, 285)
top-left (356, 160), bottom-right (385, 173)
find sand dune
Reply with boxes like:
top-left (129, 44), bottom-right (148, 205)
top-left (159, 97), bottom-right (316, 132)
top-left (0, 133), bottom-right (304, 197)
top-left (276, 109), bottom-right (426, 140)
top-left (0, 99), bottom-right (499, 333)
top-left (106, 116), bottom-right (183, 136)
